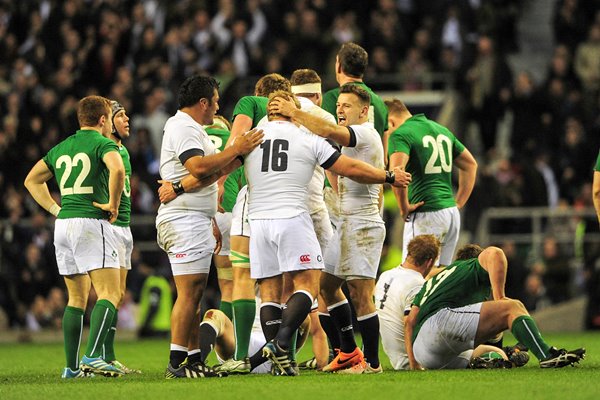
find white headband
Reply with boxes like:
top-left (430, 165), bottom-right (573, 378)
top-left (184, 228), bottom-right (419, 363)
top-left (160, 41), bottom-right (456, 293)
top-left (291, 83), bottom-right (322, 94)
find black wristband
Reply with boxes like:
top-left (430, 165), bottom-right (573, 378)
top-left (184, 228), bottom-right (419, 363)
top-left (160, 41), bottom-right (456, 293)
top-left (172, 180), bottom-right (185, 196)
top-left (236, 155), bottom-right (244, 165)
top-left (385, 170), bottom-right (395, 184)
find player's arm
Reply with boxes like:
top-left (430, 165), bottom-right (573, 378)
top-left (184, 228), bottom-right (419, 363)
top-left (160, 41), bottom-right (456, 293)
top-left (94, 150), bottom-right (125, 224)
top-left (404, 305), bottom-right (423, 370)
top-left (388, 152), bottom-right (423, 217)
top-left (593, 170), bottom-right (600, 226)
top-left (269, 97), bottom-right (352, 146)
top-left (478, 246), bottom-right (508, 301)
top-left (184, 128), bottom-right (263, 179)
top-left (225, 114), bottom-right (253, 147)
top-left (326, 153), bottom-right (411, 187)
top-left (453, 148), bottom-right (478, 209)
top-left (24, 160), bottom-right (61, 216)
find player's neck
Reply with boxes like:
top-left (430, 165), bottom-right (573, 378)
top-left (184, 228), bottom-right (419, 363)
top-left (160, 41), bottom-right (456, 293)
top-left (402, 260), bottom-right (425, 276)
top-left (79, 126), bottom-right (102, 134)
top-left (180, 106), bottom-right (206, 126)
top-left (110, 135), bottom-right (122, 146)
top-left (338, 75), bottom-right (362, 86)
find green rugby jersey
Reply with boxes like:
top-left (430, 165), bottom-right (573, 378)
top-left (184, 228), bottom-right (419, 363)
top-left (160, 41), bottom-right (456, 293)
top-left (321, 82), bottom-right (389, 136)
top-left (232, 96), bottom-right (268, 127)
top-left (388, 114), bottom-right (465, 212)
top-left (114, 145), bottom-right (131, 227)
top-left (206, 125), bottom-right (246, 213)
top-left (412, 258), bottom-right (490, 341)
top-left (595, 150), bottom-right (600, 171)
top-left (42, 129), bottom-right (119, 219)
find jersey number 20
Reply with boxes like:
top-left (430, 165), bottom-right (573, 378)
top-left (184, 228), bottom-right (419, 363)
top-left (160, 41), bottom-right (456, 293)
top-left (423, 135), bottom-right (452, 174)
top-left (260, 139), bottom-right (289, 172)
top-left (56, 153), bottom-right (94, 195)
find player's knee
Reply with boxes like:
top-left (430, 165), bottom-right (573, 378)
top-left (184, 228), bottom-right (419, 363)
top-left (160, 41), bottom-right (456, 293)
top-left (509, 299), bottom-right (528, 315)
top-left (67, 294), bottom-right (88, 309)
top-left (217, 265), bottom-right (233, 281)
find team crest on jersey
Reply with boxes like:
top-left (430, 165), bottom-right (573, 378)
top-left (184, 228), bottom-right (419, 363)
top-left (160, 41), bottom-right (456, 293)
top-left (299, 254), bottom-right (311, 264)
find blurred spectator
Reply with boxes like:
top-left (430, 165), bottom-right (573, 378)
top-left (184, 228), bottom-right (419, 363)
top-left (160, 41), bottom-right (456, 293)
top-left (574, 23), bottom-right (600, 119)
top-left (541, 236), bottom-right (572, 303)
top-left (522, 273), bottom-right (551, 311)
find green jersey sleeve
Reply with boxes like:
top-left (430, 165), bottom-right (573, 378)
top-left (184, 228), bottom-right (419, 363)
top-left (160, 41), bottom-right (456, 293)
top-left (232, 96), bottom-right (268, 128)
top-left (115, 145), bottom-right (132, 227)
top-left (321, 88), bottom-right (340, 120)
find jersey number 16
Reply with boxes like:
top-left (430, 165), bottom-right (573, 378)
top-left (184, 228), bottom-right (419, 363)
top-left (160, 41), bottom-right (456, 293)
top-left (260, 139), bottom-right (289, 172)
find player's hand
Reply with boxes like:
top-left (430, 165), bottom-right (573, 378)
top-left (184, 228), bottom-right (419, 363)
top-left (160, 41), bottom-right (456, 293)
top-left (212, 217), bottom-right (222, 255)
top-left (391, 167), bottom-right (412, 188)
top-left (268, 96), bottom-right (297, 117)
top-left (157, 180), bottom-right (176, 204)
top-left (232, 128), bottom-right (264, 155)
top-left (402, 201), bottom-right (425, 219)
top-left (92, 202), bottom-right (118, 223)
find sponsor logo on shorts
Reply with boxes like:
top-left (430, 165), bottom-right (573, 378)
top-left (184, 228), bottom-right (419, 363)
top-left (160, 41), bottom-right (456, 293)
top-left (317, 255), bottom-right (323, 262)
top-left (175, 253), bottom-right (187, 259)
top-left (299, 254), bottom-right (311, 264)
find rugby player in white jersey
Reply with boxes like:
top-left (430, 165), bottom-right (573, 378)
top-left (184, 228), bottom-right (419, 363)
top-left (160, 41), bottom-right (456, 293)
top-left (156, 75), bottom-right (263, 379)
top-left (248, 91), bottom-right (410, 375)
top-left (269, 84), bottom-right (388, 374)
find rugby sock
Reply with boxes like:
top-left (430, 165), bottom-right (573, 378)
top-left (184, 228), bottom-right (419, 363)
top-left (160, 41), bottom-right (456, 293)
top-left (198, 322), bottom-right (218, 363)
top-left (318, 312), bottom-right (341, 350)
top-left (485, 333), bottom-right (503, 349)
top-left (357, 312), bottom-right (380, 368)
top-left (220, 301), bottom-right (233, 321)
top-left (85, 299), bottom-right (116, 358)
top-left (187, 349), bottom-right (201, 364)
top-left (63, 306), bottom-right (84, 370)
top-left (328, 300), bottom-right (357, 353)
top-left (169, 344), bottom-right (188, 367)
top-left (233, 299), bottom-right (256, 360)
top-left (288, 329), bottom-right (298, 361)
top-left (248, 303), bottom-right (283, 370)
top-left (276, 291), bottom-right (312, 350)
top-left (511, 315), bottom-right (552, 360)
top-left (102, 310), bottom-right (118, 362)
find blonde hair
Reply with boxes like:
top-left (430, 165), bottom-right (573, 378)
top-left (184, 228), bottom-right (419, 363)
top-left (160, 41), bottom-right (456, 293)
top-left (267, 90), bottom-right (300, 121)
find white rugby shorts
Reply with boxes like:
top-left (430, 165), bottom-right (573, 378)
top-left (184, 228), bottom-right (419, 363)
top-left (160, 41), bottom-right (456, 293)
top-left (230, 185), bottom-right (250, 237)
top-left (310, 207), bottom-right (333, 256)
top-left (54, 218), bottom-right (120, 275)
top-left (113, 225), bottom-right (133, 270)
top-left (324, 216), bottom-right (385, 279)
top-left (249, 212), bottom-right (324, 279)
top-left (402, 206), bottom-right (460, 266)
top-left (214, 211), bottom-right (232, 256)
top-left (413, 303), bottom-right (482, 369)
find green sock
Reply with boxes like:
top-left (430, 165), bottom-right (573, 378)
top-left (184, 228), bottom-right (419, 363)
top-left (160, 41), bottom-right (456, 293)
top-left (232, 299), bottom-right (256, 360)
top-left (511, 315), bottom-right (552, 360)
top-left (288, 329), bottom-right (298, 362)
top-left (102, 310), bottom-right (118, 362)
top-left (63, 306), bottom-right (84, 370)
top-left (85, 299), bottom-right (116, 358)
top-left (220, 301), bottom-right (233, 321)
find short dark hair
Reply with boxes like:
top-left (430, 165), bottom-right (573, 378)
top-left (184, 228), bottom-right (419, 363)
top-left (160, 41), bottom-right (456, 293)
top-left (385, 98), bottom-right (410, 116)
top-left (339, 83), bottom-right (370, 106)
top-left (337, 42), bottom-right (368, 78)
top-left (290, 69), bottom-right (321, 85)
top-left (178, 75), bottom-right (219, 108)
top-left (77, 95), bottom-right (111, 127)
top-left (255, 73), bottom-right (290, 97)
top-left (455, 244), bottom-right (484, 261)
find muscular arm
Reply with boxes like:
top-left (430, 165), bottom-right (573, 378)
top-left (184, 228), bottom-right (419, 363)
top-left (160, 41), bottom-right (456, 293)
top-left (593, 171), bottom-right (600, 226)
top-left (225, 114), bottom-right (253, 147)
top-left (453, 148), bottom-right (478, 209)
top-left (478, 246), bottom-right (507, 300)
top-left (327, 154), bottom-right (411, 187)
top-left (405, 305), bottom-right (422, 370)
top-left (269, 97), bottom-right (351, 146)
top-left (24, 160), bottom-right (60, 215)
top-left (389, 152), bottom-right (412, 217)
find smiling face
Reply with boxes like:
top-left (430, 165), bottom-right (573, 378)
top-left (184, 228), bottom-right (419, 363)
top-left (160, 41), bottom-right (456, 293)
top-left (336, 93), bottom-right (368, 127)
top-left (113, 109), bottom-right (130, 139)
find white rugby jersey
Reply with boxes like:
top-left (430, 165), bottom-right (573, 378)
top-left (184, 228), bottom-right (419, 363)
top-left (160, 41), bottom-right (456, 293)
top-left (156, 110), bottom-right (218, 223)
top-left (245, 120), bottom-right (339, 219)
top-left (338, 122), bottom-right (384, 221)
top-left (375, 266), bottom-right (425, 370)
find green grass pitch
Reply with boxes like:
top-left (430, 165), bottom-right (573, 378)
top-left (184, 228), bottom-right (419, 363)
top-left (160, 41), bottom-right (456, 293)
top-left (1, 332), bottom-right (599, 400)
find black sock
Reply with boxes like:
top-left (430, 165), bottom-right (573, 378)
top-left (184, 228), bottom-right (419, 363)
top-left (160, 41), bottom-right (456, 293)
top-left (249, 303), bottom-right (283, 370)
top-left (357, 313), bottom-right (380, 368)
top-left (276, 291), bottom-right (313, 350)
top-left (187, 350), bottom-right (202, 365)
top-left (328, 300), bottom-right (357, 353)
top-left (169, 350), bottom-right (187, 368)
top-left (199, 323), bottom-right (218, 363)
top-left (485, 334), bottom-right (503, 349)
top-left (318, 312), bottom-right (341, 350)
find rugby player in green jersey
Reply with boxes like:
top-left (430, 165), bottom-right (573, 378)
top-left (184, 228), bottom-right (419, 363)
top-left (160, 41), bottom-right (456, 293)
top-left (405, 243), bottom-right (585, 369)
top-left (386, 98), bottom-right (477, 267)
top-left (24, 95), bottom-right (125, 378)
top-left (100, 100), bottom-right (141, 374)
top-left (593, 150), bottom-right (600, 225)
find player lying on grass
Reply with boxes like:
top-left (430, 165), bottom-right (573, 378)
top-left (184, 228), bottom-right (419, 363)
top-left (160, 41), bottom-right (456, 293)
top-left (405, 244), bottom-right (586, 369)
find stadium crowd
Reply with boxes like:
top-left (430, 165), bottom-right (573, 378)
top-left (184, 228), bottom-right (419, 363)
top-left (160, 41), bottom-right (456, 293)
top-left (1, 0), bottom-right (600, 336)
